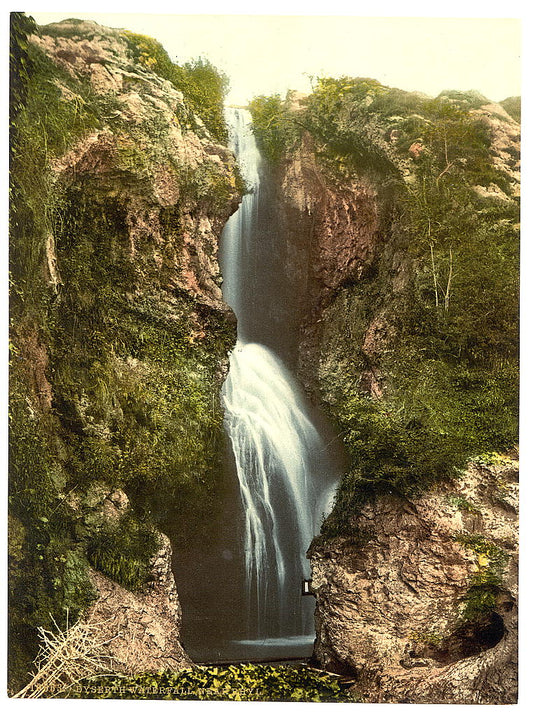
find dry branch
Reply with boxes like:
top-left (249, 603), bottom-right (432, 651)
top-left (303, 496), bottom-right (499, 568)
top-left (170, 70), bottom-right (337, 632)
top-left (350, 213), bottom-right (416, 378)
top-left (13, 613), bottom-right (119, 699)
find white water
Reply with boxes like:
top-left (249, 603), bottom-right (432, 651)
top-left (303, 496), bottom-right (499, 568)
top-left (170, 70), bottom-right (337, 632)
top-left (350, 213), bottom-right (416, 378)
top-left (218, 109), bottom-right (261, 329)
top-left (220, 108), bottom-right (337, 643)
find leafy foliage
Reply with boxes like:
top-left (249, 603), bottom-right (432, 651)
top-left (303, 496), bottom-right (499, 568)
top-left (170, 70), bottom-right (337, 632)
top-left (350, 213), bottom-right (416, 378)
top-left (248, 94), bottom-right (300, 163)
top-left (8, 375), bottom-right (97, 690)
top-left (454, 533), bottom-right (511, 622)
top-left (302, 77), bottom-right (399, 175)
top-left (9, 35), bottom-right (101, 315)
top-left (67, 664), bottom-right (357, 702)
top-left (122, 31), bottom-right (229, 142)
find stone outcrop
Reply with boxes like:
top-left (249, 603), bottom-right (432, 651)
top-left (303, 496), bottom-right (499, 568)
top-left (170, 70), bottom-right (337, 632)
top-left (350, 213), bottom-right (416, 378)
top-left (86, 536), bottom-right (192, 673)
top-left (67, 484), bottom-right (191, 672)
top-left (32, 20), bottom-right (240, 312)
top-left (472, 103), bottom-right (521, 193)
top-left (279, 100), bottom-right (520, 402)
top-left (9, 17), bottom-right (241, 688)
top-left (278, 131), bottom-right (385, 392)
top-left (309, 458), bottom-right (518, 704)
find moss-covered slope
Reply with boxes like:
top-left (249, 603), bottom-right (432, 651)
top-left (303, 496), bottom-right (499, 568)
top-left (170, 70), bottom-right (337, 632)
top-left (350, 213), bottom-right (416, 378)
top-left (250, 78), bottom-right (519, 536)
top-left (249, 72), bottom-right (519, 707)
top-left (9, 14), bottom-right (241, 689)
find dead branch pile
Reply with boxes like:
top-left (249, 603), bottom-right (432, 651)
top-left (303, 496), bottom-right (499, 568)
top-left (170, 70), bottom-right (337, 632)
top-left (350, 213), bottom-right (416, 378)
top-left (13, 613), bottom-right (118, 698)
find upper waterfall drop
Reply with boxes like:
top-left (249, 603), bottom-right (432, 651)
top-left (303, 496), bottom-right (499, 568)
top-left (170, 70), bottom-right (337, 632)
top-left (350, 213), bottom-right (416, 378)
top-left (219, 108), bottom-right (339, 649)
top-left (218, 108), bottom-right (262, 335)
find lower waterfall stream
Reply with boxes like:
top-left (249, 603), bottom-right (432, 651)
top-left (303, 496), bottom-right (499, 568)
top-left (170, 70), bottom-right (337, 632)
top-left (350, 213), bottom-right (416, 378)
top-left (218, 108), bottom-right (340, 658)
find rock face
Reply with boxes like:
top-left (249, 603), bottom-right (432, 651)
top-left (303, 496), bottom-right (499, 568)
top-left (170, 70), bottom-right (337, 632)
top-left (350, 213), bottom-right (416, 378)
top-left (278, 131), bottom-right (385, 389)
top-left (67, 483), bottom-right (192, 672)
top-left (87, 535), bottom-right (192, 673)
top-left (32, 20), bottom-right (240, 312)
top-left (9, 16), bottom-right (241, 687)
top-left (268, 90), bottom-right (519, 704)
top-left (472, 103), bottom-right (521, 191)
top-left (310, 458), bottom-right (518, 704)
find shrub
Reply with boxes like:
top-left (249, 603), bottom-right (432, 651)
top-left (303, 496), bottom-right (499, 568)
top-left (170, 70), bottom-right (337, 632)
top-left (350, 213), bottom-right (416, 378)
top-left (67, 664), bottom-right (357, 701)
top-left (122, 31), bottom-right (228, 143)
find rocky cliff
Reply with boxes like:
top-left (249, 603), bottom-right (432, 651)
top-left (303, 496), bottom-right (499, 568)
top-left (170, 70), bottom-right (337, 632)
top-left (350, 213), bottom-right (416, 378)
top-left (9, 15), bottom-right (240, 690)
top-left (9, 14), bottom-right (520, 703)
top-left (310, 456), bottom-right (518, 703)
top-left (251, 82), bottom-right (520, 703)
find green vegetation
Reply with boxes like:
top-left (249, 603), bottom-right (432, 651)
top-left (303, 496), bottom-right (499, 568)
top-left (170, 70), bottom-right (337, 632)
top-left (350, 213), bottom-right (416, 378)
top-left (122, 31), bottom-right (229, 142)
top-left (454, 533), bottom-right (511, 621)
top-left (475, 451), bottom-right (518, 468)
top-left (10, 25), bottom-right (101, 317)
top-left (251, 78), bottom-right (519, 537)
top-left (66, 664), bottom-right (357, 701)
top-left (446, 494), bottom-right (480, 514)
top-left (500, 96), bottom-right (521, 123)
top-left (250, 77), bottom-right (403, 173)
top-left (87, 513), bottom-right (160, 591)
top-left (9, 12), bottom-right (101, 686)
top-left (248, 94), bottom-right (300, 164)
top-left (9, 13), bottom-right (237, 691)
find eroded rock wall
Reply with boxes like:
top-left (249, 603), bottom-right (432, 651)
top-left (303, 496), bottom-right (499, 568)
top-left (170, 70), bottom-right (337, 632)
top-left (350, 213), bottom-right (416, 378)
top-left (278, 131), bottom-right (386, 392)
top-left (310, 459), bottom-right (518, 703)
top-left (9, 17), bottom-right (241, 686)
top-left (271, 93), bottom-right (519, 704)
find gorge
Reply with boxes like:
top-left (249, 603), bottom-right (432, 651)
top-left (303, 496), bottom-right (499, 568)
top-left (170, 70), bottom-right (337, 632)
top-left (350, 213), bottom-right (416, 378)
top-left (219, 108), bottom-right (340, 659)
top-left (9, 14), bottom-right (519, 704)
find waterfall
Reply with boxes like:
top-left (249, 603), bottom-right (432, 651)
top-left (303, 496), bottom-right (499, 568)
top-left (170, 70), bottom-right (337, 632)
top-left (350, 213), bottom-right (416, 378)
top-left (220, 108), bottom-right (338, 647)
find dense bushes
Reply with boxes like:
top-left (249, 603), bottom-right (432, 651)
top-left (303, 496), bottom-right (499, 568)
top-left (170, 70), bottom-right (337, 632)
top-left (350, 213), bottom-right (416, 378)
top-left (248, 94), bottom-right (300, 163)
top-left (8, 363), bottom-right (97, 688)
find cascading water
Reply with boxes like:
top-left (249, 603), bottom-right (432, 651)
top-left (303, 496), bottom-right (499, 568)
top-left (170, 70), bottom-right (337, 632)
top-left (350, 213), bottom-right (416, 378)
top-left (219, 108), bottom-right (339, 657)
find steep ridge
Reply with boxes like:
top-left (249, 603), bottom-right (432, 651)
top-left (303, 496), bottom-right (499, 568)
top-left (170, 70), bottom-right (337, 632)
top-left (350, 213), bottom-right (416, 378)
top-left (250, 82), bottom-right (519, 703)
top-left (9, 15), bottom-right (241, 689)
